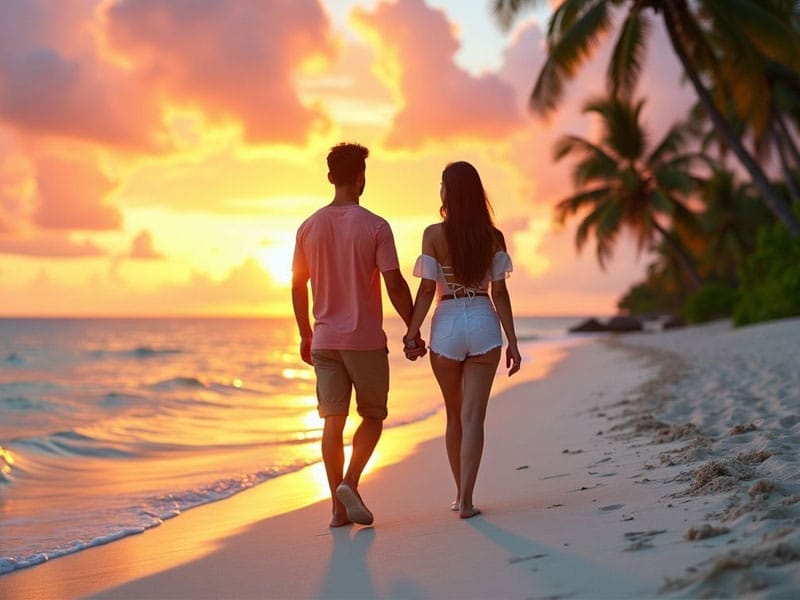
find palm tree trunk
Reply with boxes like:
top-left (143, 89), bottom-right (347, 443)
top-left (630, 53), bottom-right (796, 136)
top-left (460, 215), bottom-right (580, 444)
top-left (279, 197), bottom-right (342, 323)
top-left (773, 125), bottom-right (800, 205)
top-left (775, 112), bottom-right (800, 170)
top-left (652, 220), bottom-right (703, 290)
top-left (661, 2), bottom-right (800, 236)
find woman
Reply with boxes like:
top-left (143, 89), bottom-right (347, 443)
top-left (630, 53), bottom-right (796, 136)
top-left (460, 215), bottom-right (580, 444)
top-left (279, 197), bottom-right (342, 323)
top-left (403, 161), bottom-right (522, 519)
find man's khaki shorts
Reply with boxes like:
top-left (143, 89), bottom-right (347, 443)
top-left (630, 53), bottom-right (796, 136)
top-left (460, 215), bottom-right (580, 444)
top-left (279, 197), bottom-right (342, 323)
top-left (311, 348), bottom-right (389, 420)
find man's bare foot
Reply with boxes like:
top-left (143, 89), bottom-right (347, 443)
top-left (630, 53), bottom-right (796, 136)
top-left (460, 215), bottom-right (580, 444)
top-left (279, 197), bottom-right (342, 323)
top-left (330, 511), bottom-right (352, 528)
top-left (459, 506), bottom-right (481, 519)
top-left (336, 481), bottom-right (374, 525)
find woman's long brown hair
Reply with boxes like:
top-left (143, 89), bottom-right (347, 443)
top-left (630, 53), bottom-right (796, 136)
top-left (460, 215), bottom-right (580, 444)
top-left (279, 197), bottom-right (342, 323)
top-left (440, 161), bottom-right (501, 286)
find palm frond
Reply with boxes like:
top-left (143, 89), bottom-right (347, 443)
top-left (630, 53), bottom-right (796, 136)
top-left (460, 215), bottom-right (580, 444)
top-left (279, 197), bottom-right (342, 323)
top-left (560, 190), bottom-right (623, 268)
top-left (707, 5), bottom-right (774, 140)
top-left (592, 202), bottom-right (622, 267)
top-left (654, 170), bottom-right (694, 196)
top-left (553, 134), bottom-right (617, 164)
top-left (491, 0), bottom-right (546, 31)
top-left (669, 6), bottom-right (727, 97)
top-left (647, 125), bottom-right (687, 165)
top-left (583, 97), bottom-right (646, 160)
top-left (607, 8), bottom-right (650, 98)
top-left (531, 1), bottom-right (612, 115)
top-left (573, 154), bottom-right (621, 186)
top-left (554, 187), bottom-right (612, 225)
top-left (702, 0), bottom-right (800, 71)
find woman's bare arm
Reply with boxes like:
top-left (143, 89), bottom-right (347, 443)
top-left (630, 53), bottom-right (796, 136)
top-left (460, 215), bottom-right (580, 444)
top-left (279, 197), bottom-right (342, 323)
top-left (490, 277), bottom-right (521, 376)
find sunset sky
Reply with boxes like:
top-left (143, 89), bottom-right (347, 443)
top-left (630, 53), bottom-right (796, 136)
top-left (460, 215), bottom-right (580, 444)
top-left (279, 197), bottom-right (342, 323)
top-left (0, 0), bottom-right (695, 317)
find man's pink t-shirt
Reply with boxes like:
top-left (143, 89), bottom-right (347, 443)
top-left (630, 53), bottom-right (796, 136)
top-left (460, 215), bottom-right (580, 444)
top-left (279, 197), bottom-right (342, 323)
top-left (292, 204), bottom-right (400, 351)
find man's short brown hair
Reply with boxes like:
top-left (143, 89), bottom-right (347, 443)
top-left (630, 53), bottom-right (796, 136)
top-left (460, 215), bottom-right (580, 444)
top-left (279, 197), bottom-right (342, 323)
top-left (327, 142), bottom-right (369, 185)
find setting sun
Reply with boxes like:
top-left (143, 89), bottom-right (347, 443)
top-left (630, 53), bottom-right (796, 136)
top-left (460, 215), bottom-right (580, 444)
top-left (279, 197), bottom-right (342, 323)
top-left (259, 238), bottom-right (296, 287)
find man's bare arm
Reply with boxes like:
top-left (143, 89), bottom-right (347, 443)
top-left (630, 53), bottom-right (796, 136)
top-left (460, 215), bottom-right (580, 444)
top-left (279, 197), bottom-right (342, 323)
top-left (291, 269), bottom-right (313, 365)
top-left (382, 268), bottom-right (414, 326)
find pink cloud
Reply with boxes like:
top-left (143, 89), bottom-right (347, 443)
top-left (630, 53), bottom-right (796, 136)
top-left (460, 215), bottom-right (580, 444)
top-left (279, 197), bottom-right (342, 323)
top-left (0, 233), bottom-right (106, 258)
top-left (0, 1), bottom-right (166, 150)
top-left (33, 156), bottom-right (122, 230)
top-left (351, 0), bottom-right (521, 149)
top-left (128, 229), bottom-right (163, 259)
top-left (103, 0), bottom-right (335, 144)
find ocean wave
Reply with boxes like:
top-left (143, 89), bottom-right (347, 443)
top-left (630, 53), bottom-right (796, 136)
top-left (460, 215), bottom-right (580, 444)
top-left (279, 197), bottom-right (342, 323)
top-left (100, 392), bottom-right (147, 407)
top-left (89, 345), bottom-right (185, 360)
top-left (4, 352), bottom-right (24, 364)
top-left (0, 380), bottom-right (62, 394)
top-left (0, 525), bottom-right (153, 575)
top-left (147, 461), bottom-right (314, 518)
top-left (149, 376), bottom-right (209, 390)
top-left (385, 405), bottom-right (441, 429)
top-left (148, 377), bottom-right (260, 395)
top-left (0, 396), bottom-right (59, 412)
top-left (12, 431), bottom-right (135, 459)
top-left (0, 458), bottom-right (315, 576)
top-left (128, 345), bottom-right (183, 358)
top-left (516, 333), bottom-right (541, 342)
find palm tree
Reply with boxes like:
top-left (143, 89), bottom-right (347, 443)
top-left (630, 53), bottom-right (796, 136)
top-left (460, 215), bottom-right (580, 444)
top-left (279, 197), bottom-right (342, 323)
top-left (554, 96), bottom-right (707, 288)
top-left (492, 0), bottom-right (800, 235)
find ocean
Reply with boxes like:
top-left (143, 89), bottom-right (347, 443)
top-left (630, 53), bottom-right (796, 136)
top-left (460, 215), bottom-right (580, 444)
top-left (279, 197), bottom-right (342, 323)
top-left (0, 315), bottom-right (585, 575)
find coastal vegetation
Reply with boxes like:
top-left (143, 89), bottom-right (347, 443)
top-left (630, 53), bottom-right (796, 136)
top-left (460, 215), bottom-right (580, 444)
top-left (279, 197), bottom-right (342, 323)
top-left (494, 0), bottom-right (800, 325)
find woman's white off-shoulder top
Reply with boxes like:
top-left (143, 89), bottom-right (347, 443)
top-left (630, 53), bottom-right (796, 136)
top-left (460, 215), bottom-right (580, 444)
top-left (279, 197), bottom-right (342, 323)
top-left (413, 251), bottom-right (513, 297)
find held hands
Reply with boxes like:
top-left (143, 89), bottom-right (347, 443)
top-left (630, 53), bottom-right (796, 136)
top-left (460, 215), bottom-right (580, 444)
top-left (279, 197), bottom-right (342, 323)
top-left (402, 332), bottom-right (428, 361)
top-left (506, 342), bottom-right (522, 377)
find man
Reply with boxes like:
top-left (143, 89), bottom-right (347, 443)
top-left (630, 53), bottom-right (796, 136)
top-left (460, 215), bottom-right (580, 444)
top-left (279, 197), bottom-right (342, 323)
top-left (291, 142), bottom-right (426, 527)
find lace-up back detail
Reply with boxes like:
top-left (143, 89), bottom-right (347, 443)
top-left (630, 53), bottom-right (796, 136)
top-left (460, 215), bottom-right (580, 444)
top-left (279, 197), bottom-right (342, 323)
top-left (413, 251), bottom-right (513, 298)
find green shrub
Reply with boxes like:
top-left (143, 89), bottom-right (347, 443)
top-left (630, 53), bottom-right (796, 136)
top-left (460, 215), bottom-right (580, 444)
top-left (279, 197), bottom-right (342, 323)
top-left (681, 282), bottom-right (739, 323)
top-left (733, 222), bottom-right (800, 326)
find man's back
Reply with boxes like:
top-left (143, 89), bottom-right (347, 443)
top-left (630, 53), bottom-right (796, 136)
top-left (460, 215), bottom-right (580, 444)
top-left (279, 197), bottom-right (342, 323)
top-left (294, 203), bottom-right (399, 351)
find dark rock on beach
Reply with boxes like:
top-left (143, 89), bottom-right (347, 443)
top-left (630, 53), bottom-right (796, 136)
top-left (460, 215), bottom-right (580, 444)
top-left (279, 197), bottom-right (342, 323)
top-left (606, 316), bottom-right (644, 332)
top-left (568, 318), bottom-right (609, 333)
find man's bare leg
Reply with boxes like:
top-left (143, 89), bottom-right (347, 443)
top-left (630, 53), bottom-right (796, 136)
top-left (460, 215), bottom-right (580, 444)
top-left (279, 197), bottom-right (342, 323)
top-left (343, 416), bottom-right (383, 486)
top-left (322, 415), bottom-right (351, 527)
top-left (330, 416), bottom-right (382, 525)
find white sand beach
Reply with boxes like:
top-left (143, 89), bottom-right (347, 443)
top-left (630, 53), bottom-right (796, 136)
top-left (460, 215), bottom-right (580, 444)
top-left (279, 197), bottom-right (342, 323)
top-left (2, 318), bottom-right (799, 599)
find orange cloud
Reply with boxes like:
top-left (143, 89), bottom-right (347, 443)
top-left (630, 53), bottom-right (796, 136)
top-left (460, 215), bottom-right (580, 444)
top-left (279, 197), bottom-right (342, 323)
top-left (0, 257), bottom-right (281, 316)
top-left (33, 156), bottom-right (121, 230)
top-left (128, 229), bottom-right (163, 259)
top-left (102, 0), bottom-right (335, 144)
top-left (0, 233), bottom-right (106, 258)
top-left (351, 0), bottom-right (521, 149)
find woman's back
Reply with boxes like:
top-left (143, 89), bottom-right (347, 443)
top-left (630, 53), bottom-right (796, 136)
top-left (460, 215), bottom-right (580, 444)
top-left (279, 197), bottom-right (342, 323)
top-left (425, 222), bottom-right (506, 293)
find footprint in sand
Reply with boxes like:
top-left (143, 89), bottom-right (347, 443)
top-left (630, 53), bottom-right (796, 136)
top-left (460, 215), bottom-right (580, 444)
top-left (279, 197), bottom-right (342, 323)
top-left (599, 503), bottom-right (624, 512)
top-left (508, 553), bottom-right (548, 564)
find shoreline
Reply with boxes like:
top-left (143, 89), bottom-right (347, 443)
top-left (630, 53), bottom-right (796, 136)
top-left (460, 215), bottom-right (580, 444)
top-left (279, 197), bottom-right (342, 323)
top-left (2, 319), bottom-right (798, 598)
top-left (0, 336), bottom-right (574, 598)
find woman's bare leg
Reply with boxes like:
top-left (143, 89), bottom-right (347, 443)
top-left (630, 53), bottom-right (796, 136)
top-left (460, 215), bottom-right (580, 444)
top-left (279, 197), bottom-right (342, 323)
top-left (430, 351), bottom-right (464, 508)
top-left (459, 347), bottom-right (501, 518)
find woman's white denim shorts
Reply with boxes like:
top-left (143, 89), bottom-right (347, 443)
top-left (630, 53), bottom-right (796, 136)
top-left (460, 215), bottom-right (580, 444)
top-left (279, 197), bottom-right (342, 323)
top-left (429, 296), bottom-right (502, 361)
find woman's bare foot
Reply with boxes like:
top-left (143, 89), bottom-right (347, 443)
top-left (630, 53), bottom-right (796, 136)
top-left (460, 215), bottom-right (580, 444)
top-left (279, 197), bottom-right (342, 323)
top-left (450, 499), bottom-right (460, 512)
top-left (459, 506), bottom-right (481, 519)
top-left (330, 511), bottom-right (352, 528)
